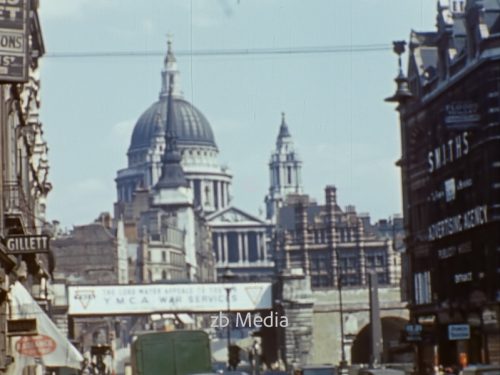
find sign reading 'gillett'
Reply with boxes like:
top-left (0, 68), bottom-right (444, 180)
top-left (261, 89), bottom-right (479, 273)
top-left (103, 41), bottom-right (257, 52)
top-left (5, 235), bottom-right (50, 254)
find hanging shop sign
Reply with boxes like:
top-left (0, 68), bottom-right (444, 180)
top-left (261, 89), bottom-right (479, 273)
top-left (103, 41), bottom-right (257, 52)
top-left (448, 324), bottom-right (470, 341)
top-left (482, 309), bottom-right (498, 326)
top-left (0, 0), bottom-right (29, 82)
top-left (454, 272), bottom-right (473, 284)
top-left (403, 324), bottom-right (423, 342)
top-left (5, 235), bottom-right (50, 254)
top-left (444, 102), bottom-right (480, 128)
top-left (7, 318), bottom-right (37, 336)
top-left (15, 334), bottom-right (56, 356)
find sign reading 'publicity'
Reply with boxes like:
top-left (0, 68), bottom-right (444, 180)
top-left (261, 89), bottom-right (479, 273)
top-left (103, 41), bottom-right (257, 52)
top-left (68, 283), bottom-right (273, 315)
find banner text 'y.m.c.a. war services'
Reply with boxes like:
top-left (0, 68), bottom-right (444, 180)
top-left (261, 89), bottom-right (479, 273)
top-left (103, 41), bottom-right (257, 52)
top-left (67, 283), bottom-right (272, 316)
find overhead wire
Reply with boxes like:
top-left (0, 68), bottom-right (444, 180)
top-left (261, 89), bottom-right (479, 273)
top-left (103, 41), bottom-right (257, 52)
top-left (44, 44), bottom-right (391, 59)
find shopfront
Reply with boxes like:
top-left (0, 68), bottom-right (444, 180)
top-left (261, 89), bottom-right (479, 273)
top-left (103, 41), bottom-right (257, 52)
top-left (7, 282), bottom-right (83, 375)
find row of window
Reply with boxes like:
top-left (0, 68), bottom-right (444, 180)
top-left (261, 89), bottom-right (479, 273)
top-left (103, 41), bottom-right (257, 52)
top-left (290, 229), bottom-right (362, 244)
top-left (310, 271), bottom-right (391, 288)
top-left (129, 148), bottom-right (218, 166)
top-left (147, 268), bottom-right (186, 282)
top-left (147, 250), bottom-right (184, 266)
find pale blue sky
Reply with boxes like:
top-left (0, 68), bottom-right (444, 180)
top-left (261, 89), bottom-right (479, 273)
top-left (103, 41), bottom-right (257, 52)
top-left (38, 0), bottom-right (437, 227)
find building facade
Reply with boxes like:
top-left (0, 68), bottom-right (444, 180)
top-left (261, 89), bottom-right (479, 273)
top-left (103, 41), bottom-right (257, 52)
top-left (274, 186), bottom-right (402, 289)
top-left (51, 213), bottom-right (128, 285)
top-left (114, 40), bottom-right (271, 283)
top-left (270, 186), bottom-right (405, 367)
top-left (0, 1), bottom-right (83, 373)
top-left (387, 0), bottom-right (500, 368)
top-left (207, 206), bottom-right (272, 281)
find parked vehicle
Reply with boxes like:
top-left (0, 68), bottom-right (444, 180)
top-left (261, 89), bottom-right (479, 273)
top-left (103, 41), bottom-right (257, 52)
top-left (295, 365), bottom-right (337, 375)
top-left (357, 368), bottom-right (405, 375)
top-left (130, 330), bottom-right (212, 375)
top-left (462, 366), bottom-right (500, 375)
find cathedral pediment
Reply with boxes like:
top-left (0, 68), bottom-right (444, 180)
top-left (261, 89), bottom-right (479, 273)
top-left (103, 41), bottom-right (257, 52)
top-left (207, 207), bottom-right (266, 226)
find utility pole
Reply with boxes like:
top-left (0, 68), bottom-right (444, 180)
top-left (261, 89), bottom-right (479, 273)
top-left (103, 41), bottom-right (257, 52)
top-left (368, 271), bottom-right (383, 367)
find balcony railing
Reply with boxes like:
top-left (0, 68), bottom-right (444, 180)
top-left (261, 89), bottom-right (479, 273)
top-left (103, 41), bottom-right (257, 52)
top-left (2, 180), bottom-right (35, 230)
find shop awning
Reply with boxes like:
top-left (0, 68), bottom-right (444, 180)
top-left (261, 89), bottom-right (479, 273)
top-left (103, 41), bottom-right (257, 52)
top-left (176, 313), bottom-right (194, 324)
top-left (9, 281), bottom-right (83, 370)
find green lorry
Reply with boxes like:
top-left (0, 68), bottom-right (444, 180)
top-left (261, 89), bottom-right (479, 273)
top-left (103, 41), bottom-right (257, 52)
top-left (131, 330), bottom-right (213, 375)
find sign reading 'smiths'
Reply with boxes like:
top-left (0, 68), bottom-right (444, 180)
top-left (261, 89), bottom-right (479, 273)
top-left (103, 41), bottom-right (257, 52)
top-left (68, 283), bottom-right (272, 315)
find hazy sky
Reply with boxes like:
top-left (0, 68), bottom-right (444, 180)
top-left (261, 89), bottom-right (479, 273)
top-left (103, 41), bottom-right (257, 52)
top-left (38, 0), bottom-right (437, 227)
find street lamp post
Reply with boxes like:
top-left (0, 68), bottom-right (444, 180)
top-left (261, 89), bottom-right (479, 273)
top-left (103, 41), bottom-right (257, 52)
top-left (336, 250), bottom-right (348, 373)
top-left (225, 286), bottom-right (232, 369)
top-left (222, 267), bottom-right (236, 370)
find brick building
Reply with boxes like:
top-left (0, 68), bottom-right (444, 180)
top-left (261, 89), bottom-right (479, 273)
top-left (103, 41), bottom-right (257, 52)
top-left (274, 186), bottom-right (402, 289)
top-left (387, 0), bottom-right (500, 367)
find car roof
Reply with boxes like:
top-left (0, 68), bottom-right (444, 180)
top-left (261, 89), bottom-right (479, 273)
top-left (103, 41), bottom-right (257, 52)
top-left (358, 369), bottom-right (405, 375)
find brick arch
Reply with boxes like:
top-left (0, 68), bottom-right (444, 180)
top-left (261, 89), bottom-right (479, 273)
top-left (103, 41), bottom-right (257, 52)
top-left (351, 316), bottom-right (411, 364)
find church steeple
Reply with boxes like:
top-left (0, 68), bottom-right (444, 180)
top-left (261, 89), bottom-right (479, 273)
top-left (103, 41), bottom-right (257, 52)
top-left (278, 112), bottom-right (291, 140)
top-left (265, 112), bottom-right (303, 222)
top-left (155, 74), bottom-right (188, 190)
top-left (160, 36), bottom-right (182, 99)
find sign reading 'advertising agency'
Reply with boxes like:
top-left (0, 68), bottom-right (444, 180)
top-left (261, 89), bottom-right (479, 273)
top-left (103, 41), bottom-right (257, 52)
top-left (0, 0), bottom-right (29, 82)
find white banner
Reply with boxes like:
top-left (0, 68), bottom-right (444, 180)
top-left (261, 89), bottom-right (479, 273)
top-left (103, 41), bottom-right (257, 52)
top-left (68, 283), bottom-right (272, 315)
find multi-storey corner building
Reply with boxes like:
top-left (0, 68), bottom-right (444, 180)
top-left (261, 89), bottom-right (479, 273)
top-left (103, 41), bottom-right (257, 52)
top-left (270, 186), bottom-right (406, 366)
top-left (0, 1), bottom-right (82, 373)
top-left (387, 0), bottom-right (500, 368)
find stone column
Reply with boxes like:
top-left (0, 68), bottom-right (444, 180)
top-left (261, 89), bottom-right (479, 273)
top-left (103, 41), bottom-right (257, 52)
top-left (256, 232), bottom-right (261, 262)
top-left (218, 181), bottom-right (224, 209)
top-left (280, 273), bottom-right (314, 367)
top-left (217, 232), bottom-right (223, 263)
top-left (238, 233), bottom-right (243, 264)
top-left (221, 182), bottom-right (225, 206)
top-left (261, 233), bottom-right (268, 263)
top-left (223, 233), bottom-right (229, 264)
top-left (244, 233), bottom-right (249, 263)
